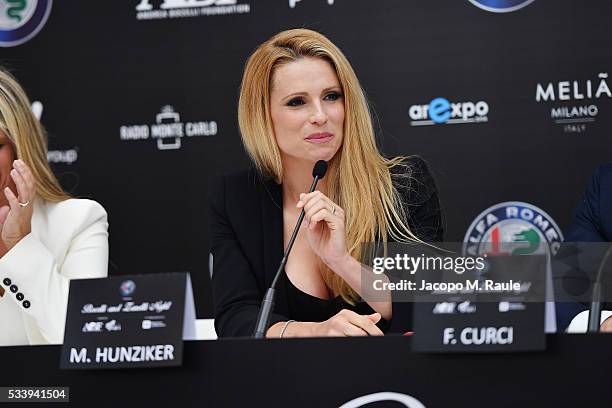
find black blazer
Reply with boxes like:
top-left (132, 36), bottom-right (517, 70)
top-left (565, 163), bottom-right (612, 242)
top-left (209, 157), bottom-right (443, 337)
top-left (555, 163), bottom-right (612, 330)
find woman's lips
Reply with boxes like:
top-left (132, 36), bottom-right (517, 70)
top-left (305, 132), bottom-right (333, 144)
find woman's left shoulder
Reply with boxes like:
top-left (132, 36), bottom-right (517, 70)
top-left (389, 155), bottom-right (431, 175)
top-left (389, 156), bottom-right (444, 241)
top-left (42, 198), bottom-right (108, 227)
top-left (389, 156), bottom-right (438, 203)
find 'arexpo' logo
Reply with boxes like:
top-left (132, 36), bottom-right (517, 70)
top-left (468, 0), bottom-right (535, 13)
top-left (0, 0), bottom-right (52, 47)
top-left (409, 97), bottom-right (489, 126)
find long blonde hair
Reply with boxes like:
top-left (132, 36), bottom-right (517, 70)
top-left (0, 68), bottom-right (69, 202)
top-left (239, 29), bottom-right (418, 303)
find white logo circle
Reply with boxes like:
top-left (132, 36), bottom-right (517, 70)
top-left (339, 392), bottom-right (426, 408)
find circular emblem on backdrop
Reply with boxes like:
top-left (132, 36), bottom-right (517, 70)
top-left (120, 280), bottom-right (136, 297)
top-left (463, 201), bottom-right (563, 256)
top-left (468, 0), bottom-right (535, 13)
top-left (0, 0), bottom-right (52, 47)
top-left (339, 392), bottom-right (426, 408)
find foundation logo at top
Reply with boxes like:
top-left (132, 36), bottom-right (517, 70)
top-left (409, 97), bottom-right (489, 127)
top-left (463, 201), bottom-right (563, 257)
top-left (119, 105), bottom-right (218, 151)
top-left (0, 0), bottom-right (52, 47)
top-left (535, 72), bottom-right (611, 134)
top-left (468, 0), bottom-right (535, 13)
top-left (135, 0), bottom-right (250, 21)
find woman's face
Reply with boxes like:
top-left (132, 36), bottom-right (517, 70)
top-left (0, 130), bottom-right (16, 205)
top-left (270, 57), bottom-right (345, 165)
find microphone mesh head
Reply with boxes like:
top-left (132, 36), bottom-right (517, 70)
top-left (313, 160), bottom-right (328, 179)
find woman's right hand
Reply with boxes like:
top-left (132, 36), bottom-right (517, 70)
top-left (312, 309), bottom-right (384, 337)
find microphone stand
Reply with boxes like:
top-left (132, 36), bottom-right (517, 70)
top-left (587, 244), bottom-right (612, 333)
top-left (252, 168), bottom-right (325, 338)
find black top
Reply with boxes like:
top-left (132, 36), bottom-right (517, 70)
top-left (209, 157), bottom-right (443, 337)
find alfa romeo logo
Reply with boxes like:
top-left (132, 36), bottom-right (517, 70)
top-left (0, 0), bottom-right (52, 47)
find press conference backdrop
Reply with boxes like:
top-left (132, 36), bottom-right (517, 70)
top-left (2, 0), bottom-right (611, 318)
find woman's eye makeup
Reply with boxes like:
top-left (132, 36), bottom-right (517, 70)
top-left (324, 91), bottom-right (342, 101)
top-left (286, 97), bottom-right (305, 107)
top-left (286, 91), bottom-right (342, 107)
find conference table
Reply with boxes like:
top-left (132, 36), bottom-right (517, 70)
top-left (2, 335), bottom-right (610, 407)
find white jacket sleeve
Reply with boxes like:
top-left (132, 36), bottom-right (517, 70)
top-left (0, 199), bottom-right (109, 344)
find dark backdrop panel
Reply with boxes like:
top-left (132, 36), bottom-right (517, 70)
top-left (2, 0), bottom-right (611, 318)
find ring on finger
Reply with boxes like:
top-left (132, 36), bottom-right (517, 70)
top-left (331, 204), bottom-right (336, 215)
top-left (18, 200), bottom-right (30, 207)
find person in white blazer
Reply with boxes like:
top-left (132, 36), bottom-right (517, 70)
top-left (0, 68), bottom-right (109, 346)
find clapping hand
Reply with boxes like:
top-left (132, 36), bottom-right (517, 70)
top-left (0, 160), bottom-right (35, 251)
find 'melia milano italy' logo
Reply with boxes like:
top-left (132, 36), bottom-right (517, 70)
top-left (409, 97), bottom-right (489, 126)
top-left (0, 0), bottom-right (52, 47)
top-left (468, 0), bottom-right (535, 13)
top-left (535, 72), bottom-right (611, 134)
top-left (463, 201), bottom-right (563, 257)
top-left (135, 0), bottom-right (250, 20)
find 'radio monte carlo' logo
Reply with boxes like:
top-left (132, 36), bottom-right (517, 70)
top-left (0, 0), bottom-right (52, 47)
top-left (119, 105), bottom-right (218, 151)
top-left (463, 201), bottom-right (563, 256)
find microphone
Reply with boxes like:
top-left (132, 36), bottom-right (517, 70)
top-left (252, 160), bottom-right (328, 338)
top-left (588, 245), bottom-right (612, 332)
